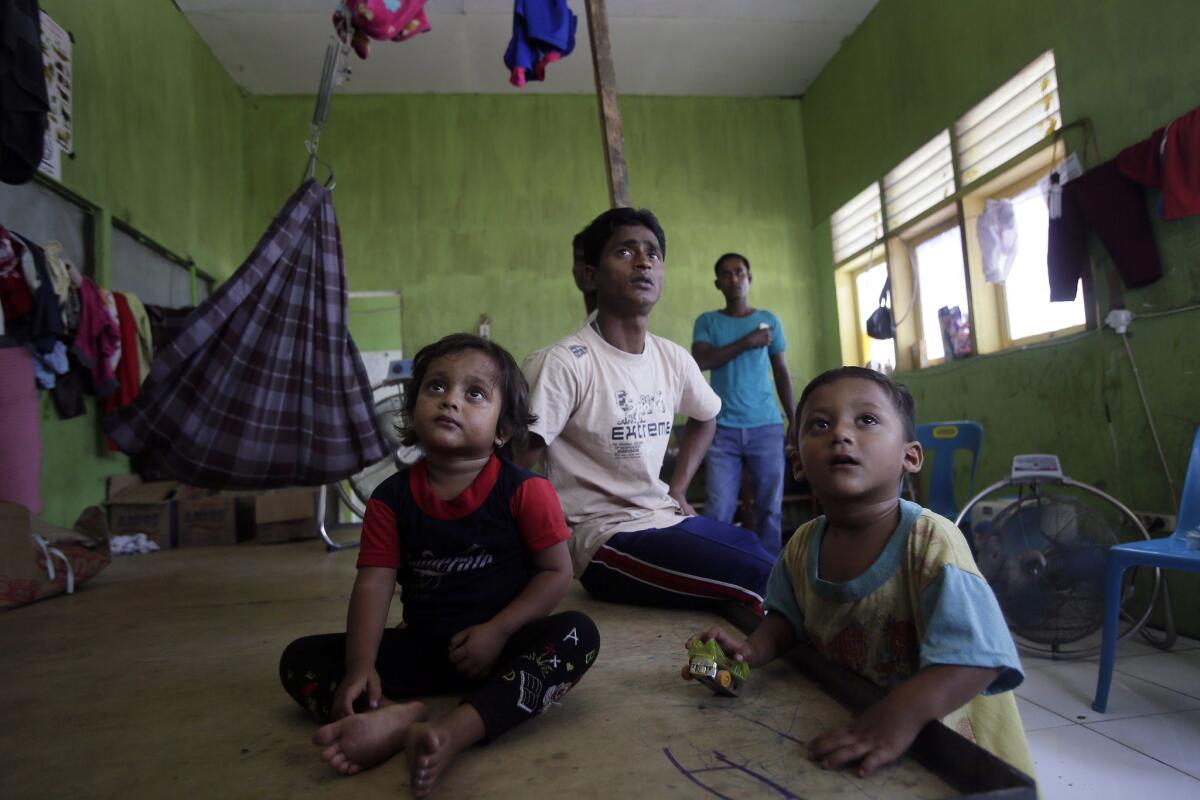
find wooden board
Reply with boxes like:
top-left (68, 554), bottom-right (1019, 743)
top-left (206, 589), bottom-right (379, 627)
top-left (585, 0), bottom-right (632, 208)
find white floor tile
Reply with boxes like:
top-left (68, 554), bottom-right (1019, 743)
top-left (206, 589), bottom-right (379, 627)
top-left (1112, 650), bottom-right (1200, 700)
top-left (1086, 709), bottom-right (1200, 780)
top-left (1016, 660), bottom-right (1200, 723)
top-left (1026, 724), bottom-right (1200, 800)
top-left (1018, 697), bottom-right (1074, 731)
top-left (1017, 633), bottom-right (1200, 667)
top-left (1096, 632), bottom-right (1200, 661)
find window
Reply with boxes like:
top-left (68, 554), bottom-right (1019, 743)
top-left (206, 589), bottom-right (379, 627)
top-left (830, 182), bottom-right (884, 264)
top-left (884, 131), bottom-right (955, 230)
top-left (912, 225), bottom-right (971, 363)
top-left (956, 51), bottom-right (1061, 186)
top-left (999, 185), bottom-right (1086, 342)
top-left (852, 260), bottom-right (896, 371)
top-left (111, 223), bottom-right (212, 308)
top-left (0, 177), bottom-right (93, 278)
top-left (830, 50), bottom-right (1088, 372)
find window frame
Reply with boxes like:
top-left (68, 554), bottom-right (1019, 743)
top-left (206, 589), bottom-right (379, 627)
top-left (111, 217), bottom-right (213, 307)
top-left (901, 214), bottom-right (973, 368)
top-left (829, 49), bottom-right (1098, 374)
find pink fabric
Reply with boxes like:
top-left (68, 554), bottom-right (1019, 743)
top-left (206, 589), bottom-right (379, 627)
top-left (333, 0), bottom-right (430, 60)
top-left (0, 347), bottom-right (42, 515)
top-left (72, 277), bottom-right (120, 398)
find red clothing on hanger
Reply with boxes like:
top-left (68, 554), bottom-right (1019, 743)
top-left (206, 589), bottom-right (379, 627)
top-left (104, 292), bottom-right (142, 451)
top-left (1117, 105), bottom-right (1200, 220)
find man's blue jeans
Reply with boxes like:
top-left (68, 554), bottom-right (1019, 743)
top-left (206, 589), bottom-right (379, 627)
top-left (703, 423), bottom-right (785, 556)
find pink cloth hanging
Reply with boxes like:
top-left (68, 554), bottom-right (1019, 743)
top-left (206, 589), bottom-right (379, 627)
top-left (0, 347), bottom-right (42, 515)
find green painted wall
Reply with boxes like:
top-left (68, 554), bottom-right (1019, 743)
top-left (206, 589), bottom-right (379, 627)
top-left (242, 94), bottom-right (819, 384)
top-left (801, 0), bottom-right (1200, 632)
top-left (30, 3), bottom-right (817, 524)
top-left (34, 0), bottom-right (250, 524)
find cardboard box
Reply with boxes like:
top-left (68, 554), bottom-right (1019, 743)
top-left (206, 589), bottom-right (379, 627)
top-left (254, 488), bottom-right (319, 544)
top-left (107, 481), bottom-right (181, 549)
top-left (177, 495), bottom-right (254, 548)
top-left (107, 474), bottom-right (144, 501)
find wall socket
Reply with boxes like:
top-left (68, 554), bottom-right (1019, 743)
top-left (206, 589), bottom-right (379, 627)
top-left (1134, 511), bottom-right (1178, 535)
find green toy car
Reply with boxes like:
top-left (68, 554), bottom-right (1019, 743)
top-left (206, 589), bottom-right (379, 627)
top-left (682, 638), bottom-right (750, 696)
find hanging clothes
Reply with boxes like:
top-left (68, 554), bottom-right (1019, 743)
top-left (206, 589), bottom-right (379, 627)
top-left (32, 339), bottom-right (67, 389)
top-left (12, 232), bottom-right (63, 353)
top-left (51, 360), bottom-right (85, 419)
top-left (1117, 105), bottom-right (1200, 220)
top-left (0, 225), bottom-right (34, 328)
top-left (504, 0), bottom-right (577, 88)
top-left (98, 286), bottom-right (122, 378)
top-left (102, 292), bottom-right (142, 451)
top-left (121, 292), bottom-right (154, 383)
top-left (977, 199), bottom-right (1019, 284)
top-left (72, 276), bottom-right (120, 398)
top-left (0, 0), bottom-right (49, 186)
top-left (41, 240), bottom-right (76, 330)
top-left (1046, 159), bottom-right (1163, 301)
top-left (105, 179), bottom-right (387, 489)
top-left (332, 0), bottom-right (430, 60)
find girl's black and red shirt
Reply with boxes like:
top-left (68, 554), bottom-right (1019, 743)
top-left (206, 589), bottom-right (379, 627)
top-left (358, 454), bottom-right (569, 638)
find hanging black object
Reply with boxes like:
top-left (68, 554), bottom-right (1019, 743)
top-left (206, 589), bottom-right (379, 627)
top-left (0, 0), bottom-right (50, 185)
top-left (105, 180), bottom-right (388, 488)
top-left (865, 278), bottom-right (895, 340)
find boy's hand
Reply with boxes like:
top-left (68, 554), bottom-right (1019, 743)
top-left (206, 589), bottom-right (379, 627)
top-left (332, 666), bottom-right (382, 719)
top-left (808, 693), bottom-right (924, 777)
top-left (669, 487), bottom-right (697, 516)
top-left (449, 622), bottom-right (507, 679)
top-left (743, 327), bottom-right (773, 349)
top-left (686, 627), bottom-right (756, 664)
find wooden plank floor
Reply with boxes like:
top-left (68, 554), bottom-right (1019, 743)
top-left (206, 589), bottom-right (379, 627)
top-left (0, 541), bottom-right (953, 799)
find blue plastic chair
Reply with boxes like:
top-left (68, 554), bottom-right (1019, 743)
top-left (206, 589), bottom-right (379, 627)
top-left (1093, 425), bottom-right (1200, 713)
top-left (916, 421), bottom-right (983, 522)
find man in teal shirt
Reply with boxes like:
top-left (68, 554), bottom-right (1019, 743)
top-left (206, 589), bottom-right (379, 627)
top-left (692, 253), bottom-right (795, 555)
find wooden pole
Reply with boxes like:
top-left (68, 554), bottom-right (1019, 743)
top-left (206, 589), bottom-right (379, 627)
top-left (584, 0), bottom-right (631, 208)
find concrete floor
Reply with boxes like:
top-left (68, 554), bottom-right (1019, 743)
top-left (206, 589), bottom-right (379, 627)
top-left (0, 541), bottom-right (955, 799)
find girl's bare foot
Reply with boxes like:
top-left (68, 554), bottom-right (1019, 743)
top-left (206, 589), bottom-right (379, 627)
top-left (404, 705), bottom-right (485, 797)
top-left (312, 701), bottom-right (428, 776)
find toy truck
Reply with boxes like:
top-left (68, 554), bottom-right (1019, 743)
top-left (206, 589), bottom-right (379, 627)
top-left (682, 638), bottom-right (750, 696)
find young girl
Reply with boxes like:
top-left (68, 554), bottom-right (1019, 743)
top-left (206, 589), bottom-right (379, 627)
top-left (280, 333), bottom-right (599, 797)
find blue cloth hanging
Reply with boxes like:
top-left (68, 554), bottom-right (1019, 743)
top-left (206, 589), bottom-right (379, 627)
top-left (504, 0), bottom-right (577, 88)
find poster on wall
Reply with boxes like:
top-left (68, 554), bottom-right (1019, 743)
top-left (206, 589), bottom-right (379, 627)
top-left (40, 11), bottom-right (73, 152)
top-left (37, 133), bottom-right (61, 180)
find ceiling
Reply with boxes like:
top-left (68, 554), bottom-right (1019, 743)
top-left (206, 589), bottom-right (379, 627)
top-left (176, 0), bottom-right (877, 97)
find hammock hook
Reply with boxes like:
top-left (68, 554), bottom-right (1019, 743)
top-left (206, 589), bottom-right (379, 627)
top-left (303, 35), bottom-right (351, 187)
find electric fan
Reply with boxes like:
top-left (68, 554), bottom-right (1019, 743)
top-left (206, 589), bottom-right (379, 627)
top-left (957, 455), bottom-right (1168, 659)
top-left (335, 362), bottom-right (423, 519)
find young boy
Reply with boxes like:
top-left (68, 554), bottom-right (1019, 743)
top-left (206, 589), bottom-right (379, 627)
top-left (690, 366), bottom-right (1033, 779)
top-left (515, 208), bottom-right (774, 613)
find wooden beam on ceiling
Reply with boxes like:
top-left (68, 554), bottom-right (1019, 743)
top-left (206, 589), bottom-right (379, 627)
top-left (584, 0), bottom-right (631, 208)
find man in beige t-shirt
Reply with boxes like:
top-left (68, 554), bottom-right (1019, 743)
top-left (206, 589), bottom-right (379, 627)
top-left (516, 208), bottom-right (773, 613)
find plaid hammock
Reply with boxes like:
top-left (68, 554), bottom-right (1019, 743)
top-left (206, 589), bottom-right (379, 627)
top-left (106, 180), bottom-right (388, 488)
